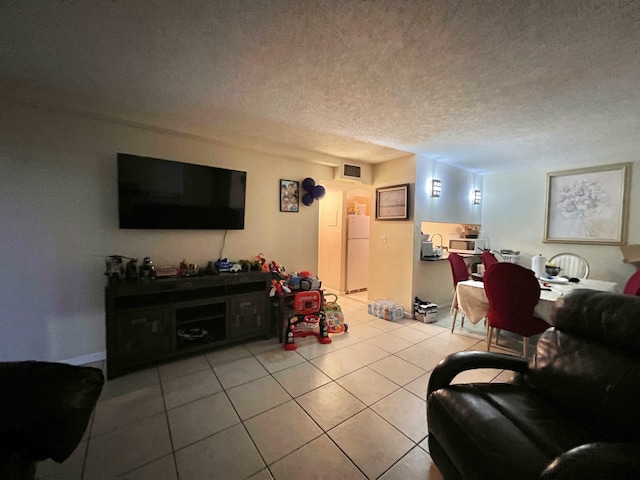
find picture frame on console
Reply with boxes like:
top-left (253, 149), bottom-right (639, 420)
top-left (544, 163), bottom-right (631, 245)
top-left (280, 179), bottom-right (299, 212)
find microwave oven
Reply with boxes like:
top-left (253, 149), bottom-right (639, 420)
top-left (449, 239), bottom-right (478, 253)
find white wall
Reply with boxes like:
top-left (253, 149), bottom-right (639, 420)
top-left (0, 101), bottom-right (333, 363)
top-left (481, 162), bottom-right (640, 288)
top-left (412, 155), bottom-right (484, 307)
top-left (414, 157), bottom-right (484, 225)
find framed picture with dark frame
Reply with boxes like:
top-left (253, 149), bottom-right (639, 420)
top-left (544, 163), bottom-right (631, 245)
top-left (280, 179), bottom-right (299, 212)
top-left (376, 183), bottom-right (409, 220)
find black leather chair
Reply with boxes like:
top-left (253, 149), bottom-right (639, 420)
top-left (427, 289), bottom-right (640, 480)
top-left (0, 361), bottom-right (104, 479)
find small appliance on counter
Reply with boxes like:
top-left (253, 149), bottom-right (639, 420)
top-left (448, 238), bottom-right (477, 253)
top-left (421, 234), bottom-right (434, 258)
top-left (499, 249), bottom-right (521, 264)
top-left (421, 233), bottom-right (444, 259)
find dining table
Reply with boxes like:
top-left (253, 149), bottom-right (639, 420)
top-left (456, 277), bottom-right (621, 325)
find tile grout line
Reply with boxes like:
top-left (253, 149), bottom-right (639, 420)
top-left (69, 308), bottom-right (525, 480)
top-left (207, 354), bottom-right (276, 480)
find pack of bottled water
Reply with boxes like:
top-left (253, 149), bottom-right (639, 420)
top-left (367, 299), bottom-right (405, 321)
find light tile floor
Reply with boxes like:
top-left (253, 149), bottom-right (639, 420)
top-left (37, 292), bottom-right (531, 480)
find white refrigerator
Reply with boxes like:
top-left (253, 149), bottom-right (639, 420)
top-left (346, 215), bottom-right (370, 292)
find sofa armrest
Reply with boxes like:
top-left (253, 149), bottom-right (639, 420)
top-left (427, 351), bottom-right (529, 396)
top-left (541, 442), bottom-right (640, 480)
top-left (0, 361), bottom-right (104, 463)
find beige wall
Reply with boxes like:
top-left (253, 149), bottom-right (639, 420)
top-left (0, 101), bottom-right (333, 363)
top-left (5, 100), bottom-right (636, 364)
top-left (368, 156), bottom-right (417, 311)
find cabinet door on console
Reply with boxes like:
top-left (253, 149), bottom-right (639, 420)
top-left (228, 294), bottom-right (267, 340)
top-left (115, 308), bottom-right (172, 362)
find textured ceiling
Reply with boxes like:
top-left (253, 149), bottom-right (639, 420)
top-left (1, 1), bottom-right (639, 174)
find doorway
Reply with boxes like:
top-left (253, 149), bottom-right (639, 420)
top-left (317, 185), bottom-right (372, 295)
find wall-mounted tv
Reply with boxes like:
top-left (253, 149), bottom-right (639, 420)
top-left (118, 153), bottom-right (246, 230)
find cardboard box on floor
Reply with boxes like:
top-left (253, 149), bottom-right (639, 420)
top-left (620, 245), bottom-right (640, 269)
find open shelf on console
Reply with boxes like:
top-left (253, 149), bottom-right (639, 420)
top-left (176, 318), bottom-right (226, 351)
top-left (176, 303), bottom-right (225, 324)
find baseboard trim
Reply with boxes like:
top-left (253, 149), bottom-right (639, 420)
top-left (62, 351), bottom-right (106, 366)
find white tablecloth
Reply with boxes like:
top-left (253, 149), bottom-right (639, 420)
top-left (456, 278), bottom-right (621, 324)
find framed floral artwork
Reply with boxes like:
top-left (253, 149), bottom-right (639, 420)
top-left (280, 179), bottom-right (299, 212)
top-left (544, 163), bottom-right (631, 244)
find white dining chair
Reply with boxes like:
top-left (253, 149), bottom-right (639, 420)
top-left (548, 253), bottom-right (590, 279)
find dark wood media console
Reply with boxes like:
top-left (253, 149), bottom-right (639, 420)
top-left (105, 272), bottom-right (271, 379)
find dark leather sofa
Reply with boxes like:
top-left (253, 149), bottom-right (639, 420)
top-left (427, 289), bottom-right (640, 480)
top-left (0, 361), bottom-right (104, 479)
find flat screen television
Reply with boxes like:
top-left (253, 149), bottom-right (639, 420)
top-left (117, 153), bottom-right (246, 230)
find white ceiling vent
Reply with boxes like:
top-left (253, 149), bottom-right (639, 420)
top-left (335, 162), bottom-right (371, 184)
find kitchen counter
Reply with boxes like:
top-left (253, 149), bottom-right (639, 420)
top-left (420, 252), bottom-right (479, 262)
top-left (421, 256), bottom-right (446, 262)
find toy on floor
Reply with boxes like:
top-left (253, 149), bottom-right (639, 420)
top-left (322, 293), bottom-right (348, 334)
top-left (266, 257), bottom-right (292, 297)
top-left (284, 291), bottom-right (331, 350)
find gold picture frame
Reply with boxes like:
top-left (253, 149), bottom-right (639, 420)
top-left (376, 183), bottom-right (409, 220)
top-left (544, 163), bottom-right (631, 245)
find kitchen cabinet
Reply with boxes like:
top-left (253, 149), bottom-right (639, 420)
top-left (228, 293), bottom-right (267, 340)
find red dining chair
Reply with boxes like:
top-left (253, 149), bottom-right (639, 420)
top-left (481, 250), bottom-right (499, 270)
top-left (447, 252), bottom-right (470, 332)
top-left (483, 262), bottom-right (549, 357)
top-left (624, 271), bottom-right (640, 296)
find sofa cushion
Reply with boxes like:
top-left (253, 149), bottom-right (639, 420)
top-left (525, 329), bottom-right (640, 442)
top-left (427, 383), bottom-right (596, 480)
top-left (0, 361), bottom-right (104, 463)
top-left (550, 289), bottom-right (640, 355)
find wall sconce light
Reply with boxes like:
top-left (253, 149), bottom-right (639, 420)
top-left (472, 190), bottom-right (482, 205)
top-left (431, 179), bottom-right (442, 197)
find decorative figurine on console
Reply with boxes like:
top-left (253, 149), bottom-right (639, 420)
top-left (205, 261), bottom-right (218, 275)
top-left (179, 259), bottom-right (189, 276)
top-left (216, 258), bottom-right (233, 272)
top-left (256, 253), bottom-right (270, 272)
top-left (125, 258), bottom-right (138, 282)
top-left (139, 257), bottom-right (157, 280)
top-left (104, 255), bottom-right (126, 282)
top-left (238, 259), bottom-right (252, 272)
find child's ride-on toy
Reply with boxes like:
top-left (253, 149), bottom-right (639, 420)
top-left (323, 293), bottom-right (348, 334)
top-left (284, 291), bottom-right (331, 350)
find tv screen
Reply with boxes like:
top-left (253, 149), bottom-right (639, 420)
top-left (117, 153), bottom-right (246, 230)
